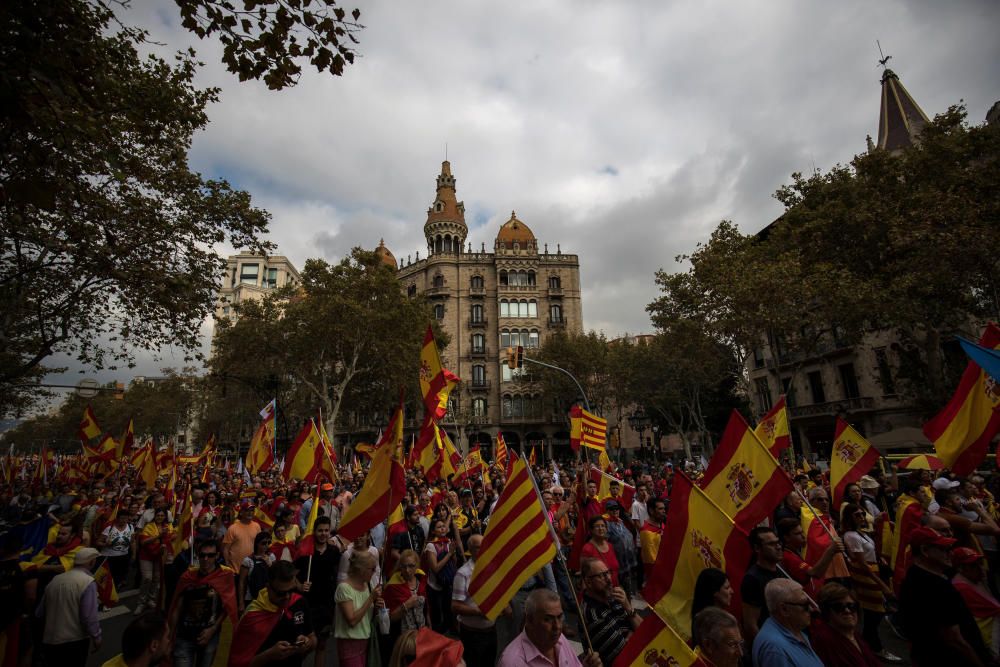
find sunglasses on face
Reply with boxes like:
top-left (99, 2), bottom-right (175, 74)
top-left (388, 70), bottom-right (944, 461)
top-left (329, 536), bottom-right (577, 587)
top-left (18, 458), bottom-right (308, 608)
top-left (829, 602), bottom-right (859, 613)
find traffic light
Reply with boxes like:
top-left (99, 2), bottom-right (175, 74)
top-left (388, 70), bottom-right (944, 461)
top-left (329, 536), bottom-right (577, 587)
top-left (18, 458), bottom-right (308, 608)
top-left (505, 346), bottom-right (525, 370)
top-left (113, 381), bottom-right (125, 400)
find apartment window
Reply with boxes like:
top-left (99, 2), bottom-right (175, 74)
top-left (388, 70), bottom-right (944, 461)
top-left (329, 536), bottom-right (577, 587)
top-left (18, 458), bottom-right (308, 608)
top-left (838, 363), bottom-right (860, 399)
top-left (512, 395), bottom-right (524, 417)
top-left (407, 285), bottom-right (417, 297)
top-left (240, 263), bottom-right (259, 285)
top-left (527, 330), bottom-right (539, 348)
top-left (472, 365), bottom-right (486, 386)
top-left (754, 377), bottom-right (772, 414)
top-left (499, 270), bottom-right (508, 286)
top-left (753, 346), bottom-right (765, 369)
top-left (807, 371), bottom-right (826, 404)
top-left (548, 275), bottom-right (561, 289)
top-left (528, 300), bottom-right (537, 317)
top-left (471, 275), bottom-right (484, 289)
top-left (500, 300), bottom-right (509, 317)
top-left (500, 330), bottom-right (510, 349)
top-left (432, 274), bottom-right (444, 288)
top-left (874, 347), bottom-right (897, 395)
top-left (550, 304), bottom-right (562, 322)
top-left (471, 304), bottom-right (484, 323)
top-left (502, 396), bottom-right (513, 417)
top-left (472, 334), bottom-right (485, 353)
top-left (473, 398), bottom-right (487, 417)
top-left (433, 304), bottom-right (444, 320)
top-left (518, 300), bottom-right (528, 317)
top-left (264, 268), bottom-right (278, 288)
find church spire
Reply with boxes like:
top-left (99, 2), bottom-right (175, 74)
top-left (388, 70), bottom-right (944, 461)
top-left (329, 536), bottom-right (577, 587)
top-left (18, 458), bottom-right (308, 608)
top-left (876, 67), bottom-right (930, 152)
top-left (424, 161), bottom-right (467, 256)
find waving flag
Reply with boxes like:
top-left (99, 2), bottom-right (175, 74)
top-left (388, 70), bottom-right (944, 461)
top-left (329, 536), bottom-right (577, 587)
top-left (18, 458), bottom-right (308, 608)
top-left (495, 432), bottom-right (509, 469)
top-left (588, 466), bottom-right (636, 511)
top-left (924, 323), bottom-right (1000, 476)
top-left (830, 419), bottom-right (880, 509)
top-left (754, 395), bottom-right (791, 456)
top-left (282, 420), bottom-right (324, 482)
top-left (78, 405), bottom-right (102, 443)
top-left (452, 446), bottom-right (487, 488)
top-left (570, 405), bottom-right (608, 452)
top-left (118, 418), bottom-right (135, 459)
top-left (247, 399), bottom-right (277, 474)
top-left (419, 326), bottom-right (460, 421)
top-left (613, 609), bottom-right (705, 667)
top-left (468, 455), bottom-right (557, 619)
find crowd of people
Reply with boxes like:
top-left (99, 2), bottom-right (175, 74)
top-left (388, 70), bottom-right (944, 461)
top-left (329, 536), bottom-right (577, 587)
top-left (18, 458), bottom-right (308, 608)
top-left (3, 452), bottom-right (1000, 667)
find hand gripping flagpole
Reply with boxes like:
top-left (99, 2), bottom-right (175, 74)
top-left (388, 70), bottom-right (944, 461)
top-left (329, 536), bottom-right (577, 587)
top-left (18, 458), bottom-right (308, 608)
top-left (523, 454), bottom-right (596, 655)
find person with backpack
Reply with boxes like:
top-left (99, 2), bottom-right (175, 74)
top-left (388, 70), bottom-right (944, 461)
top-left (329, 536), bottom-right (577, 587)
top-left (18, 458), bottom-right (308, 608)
top-left (238, 532), bottom-right (275, 614)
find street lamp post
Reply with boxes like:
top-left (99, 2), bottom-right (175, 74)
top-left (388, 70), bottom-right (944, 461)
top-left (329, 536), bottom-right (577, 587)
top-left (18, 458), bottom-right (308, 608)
top-left (627, 410), bottom-right (651, 463)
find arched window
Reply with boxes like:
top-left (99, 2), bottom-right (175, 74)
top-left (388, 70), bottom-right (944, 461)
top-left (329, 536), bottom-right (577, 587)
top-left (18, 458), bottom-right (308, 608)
top-left (527, 271), bottom-right (536, 286)
top-left (471, 275), bottom-right (484, 289)
top-left (471, 304), bottom-right (484, 323)
top-left (434, 304), bottom-right (444, 320)
top-left (443, 235), bottom-right (452, 252)
top-left (512, 395), bottom-right (524, 417)
top-left (473, 398), bottom-right (487, 417)
top-left (435, 236), bottom-right (443, 254)
top-left (548, 275), bottom-right (561, 289)
top-left (472, 333), bottom-right (485, 353)
top-left (500, 300), bottom-right (509, 318)
top-left (518, 300), bottom-right (528, 317)
top-left (528, 330), bottom-right (539, 348)
top-left (472, 365), bottom-right (485, 385)
top-left (433, 274), bottom-right (444, 288)
top-left (502, 396), bottom-right (513, 418)
top-left (550, 304), bottom-right (562, 322)
top-left (500, 330), bottom-right (510, 349)
top-left (528, 300), bottom-right (537, 318)
top-left (499, 270), bottom-right (508, 286)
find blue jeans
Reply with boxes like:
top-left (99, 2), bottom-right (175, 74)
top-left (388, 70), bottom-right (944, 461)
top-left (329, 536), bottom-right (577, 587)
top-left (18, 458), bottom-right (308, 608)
top-left (173, 634), bottom-right (220, 667)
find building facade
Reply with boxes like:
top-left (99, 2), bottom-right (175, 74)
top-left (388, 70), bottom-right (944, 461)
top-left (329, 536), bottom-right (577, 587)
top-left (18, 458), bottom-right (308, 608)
top-left (384, 161), bottom-right (584, 455)
top-left (214, 254), bottom-right (301, 321)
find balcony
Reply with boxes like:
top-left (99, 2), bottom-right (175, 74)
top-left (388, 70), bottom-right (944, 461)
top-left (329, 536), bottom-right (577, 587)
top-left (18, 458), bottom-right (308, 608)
top-left (548, 287), bottom-right (563, 297)
top-left (500, 413), bottom-right (549, 424)
top-left (497, 284), bottom-right (538, 293)
top-left (548, 317), bottom-right (567, 329)
top-left (788, 396), bottom-right (875, 419)
top-left (774, 338), bottom-right (853, 367)
top-left (469, 380), bottom-right (491, 392)
top-left (468, 318), bottom-right (488, 329)
top-left (469, 285), bottom-right (485, 298)
top-left (424, 286), bottom-right (450, 299)
top-left (469, 346), bottom-right (489, 359)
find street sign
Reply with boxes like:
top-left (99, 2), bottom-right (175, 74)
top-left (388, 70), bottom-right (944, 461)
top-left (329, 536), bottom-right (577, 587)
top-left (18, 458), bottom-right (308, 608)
top-left (76, 378), bottom-right (100, 398)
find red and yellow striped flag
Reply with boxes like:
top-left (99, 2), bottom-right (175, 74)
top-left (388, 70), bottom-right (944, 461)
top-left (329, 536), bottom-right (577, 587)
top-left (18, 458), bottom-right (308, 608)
top-left (419, 326), bottom-right (460, 421)
top-left (78, 405), bottom-right (102, 442)
top-left (495, 432), bottom-right (508, 469)
top-left (613, 609), bottom-right (705, 667)
top-left (570, 405), bottom-right (608, 451)
top-left (643, 472), bottom-right (751, 640)
top-left (754, 395), bottom-right (791, 457)
top-left (282, 420), bottom-right (324, 482)
top-left (924, 323), bottom-right (1000, 476)
top-left (469, 455), bottom-right (557, 619)
top-left (94, 560), bottom-right (119, 607)
top-left (338, 403), bottom-right (406, 542)
top-left (452, 446), bottom-right (486, 488)
top-left (700, 410), bottom-right (793, 531)
top-left (830, 418), bottom-right (880, 509)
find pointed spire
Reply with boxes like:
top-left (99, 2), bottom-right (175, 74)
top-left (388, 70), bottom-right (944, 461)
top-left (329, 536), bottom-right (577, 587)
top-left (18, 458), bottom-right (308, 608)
top-left (425, 161), bottom-right (466, 228)
top-left (877, 68), bottom-right (930, 152)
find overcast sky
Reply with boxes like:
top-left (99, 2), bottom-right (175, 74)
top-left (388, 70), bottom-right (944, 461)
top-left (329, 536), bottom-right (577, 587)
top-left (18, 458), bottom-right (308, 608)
top-left (41, 0), bottom-right (1000, 399)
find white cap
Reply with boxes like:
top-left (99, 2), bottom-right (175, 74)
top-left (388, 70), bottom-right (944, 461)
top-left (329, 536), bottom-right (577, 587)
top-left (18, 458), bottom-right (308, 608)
top-left (931, 477), bottom-right (960, 491)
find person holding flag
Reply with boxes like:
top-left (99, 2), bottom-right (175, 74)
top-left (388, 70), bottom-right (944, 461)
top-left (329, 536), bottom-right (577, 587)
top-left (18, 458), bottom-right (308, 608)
top-left (294, 509), bottom-right (340, 667)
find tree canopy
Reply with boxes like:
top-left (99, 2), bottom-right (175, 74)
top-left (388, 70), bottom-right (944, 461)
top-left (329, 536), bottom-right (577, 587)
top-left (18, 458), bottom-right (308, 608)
top-left (1, 0), bottom-right (273, 416)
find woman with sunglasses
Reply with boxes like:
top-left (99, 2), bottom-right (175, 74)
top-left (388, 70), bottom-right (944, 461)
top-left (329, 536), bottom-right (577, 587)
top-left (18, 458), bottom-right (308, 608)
top-left (841, 502), bottom-right (899, 662)
top-left (810, 583), bottom-right (881, 667)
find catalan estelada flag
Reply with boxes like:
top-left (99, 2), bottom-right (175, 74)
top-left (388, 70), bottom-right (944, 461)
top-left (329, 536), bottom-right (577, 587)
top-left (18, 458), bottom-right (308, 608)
top-left (700, 410), bottom-right (793, 531)
top-left (282, 420), bottom-right (324, 482)
top-left (78, 405), bottom-right (102, 443)
top-left (570, 405), bottom-right (608, 451)
top-left (613, 609), bottom-right (705, 667)
top-left (469, 455), bottom-right (558, 619)
top-left (419, 326), bottom-right (460, 421)
top-left (338, 403), bottom-right (406, 542)
top-left (643, 472), bottom-right (750, 640)
top-left (830, 418), bottom-right (880, 509)
top-left (754, 395), bottom-right (791, 457)
top-left (924, 323), bottom-right (1000, 476)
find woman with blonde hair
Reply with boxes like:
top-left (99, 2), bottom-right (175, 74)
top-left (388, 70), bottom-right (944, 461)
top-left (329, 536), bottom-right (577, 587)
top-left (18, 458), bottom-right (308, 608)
top-left (335, 549), bottom-right (385, 667)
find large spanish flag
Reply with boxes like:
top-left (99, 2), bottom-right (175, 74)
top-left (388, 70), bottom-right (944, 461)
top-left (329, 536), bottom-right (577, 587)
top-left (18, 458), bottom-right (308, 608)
top-left (700, 410), bottom-right (793, 531)
top-left (337, 404), bottom-right (406, 542)
top-left (78, 405), bottom-right (102, 443)
top-left (570, 405), bottom-right (609, 452)
top-left (419, 326), bottom-right (460, 421)
top-left (891, 493), bottom-right (924, 592)
top-left (924, 323), bottom-right (1000, 476)
top-left (469, 455), bottom-right (558, 619)
top-left (643, 473), bottom-right (750, 640)
top-left (754, 395), bottom-right (791, 457)
top-left (613, 609), bottom-right (705, 667)
top-left (282, 420), bottom-right (324, 482)
top-left (830, 418), bottom-right (880, 509)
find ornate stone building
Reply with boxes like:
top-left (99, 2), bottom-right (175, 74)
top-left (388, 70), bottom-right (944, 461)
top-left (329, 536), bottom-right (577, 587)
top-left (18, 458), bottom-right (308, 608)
top-left (383, 161), bottom-right (584, 455)
top-left (214, 253), bottom-right (300, 321)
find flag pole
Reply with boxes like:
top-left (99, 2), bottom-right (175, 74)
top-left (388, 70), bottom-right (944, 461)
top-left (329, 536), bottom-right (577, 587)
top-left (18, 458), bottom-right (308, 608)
top-left (523, 455), bottom-right (595, 655)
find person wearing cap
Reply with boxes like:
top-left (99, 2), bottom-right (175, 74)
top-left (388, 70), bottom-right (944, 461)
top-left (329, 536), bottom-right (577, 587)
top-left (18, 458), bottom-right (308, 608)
top-left (602, 499), bottom-right (637, 596)
top-left (952, 546), bottom-right (1000, 656)
top-left (936, 485), bottom-right (1000, 555)
top-left (900, 525), bottom-right (995, 667)
top-left (222, 500), bottom-right (261, 571)
top-left (35, 547), bottom-right (102, 667)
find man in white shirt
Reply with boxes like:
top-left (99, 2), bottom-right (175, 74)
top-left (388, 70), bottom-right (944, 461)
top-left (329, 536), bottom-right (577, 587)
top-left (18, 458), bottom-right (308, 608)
top-left (452, 535), bottom-right (507, 667)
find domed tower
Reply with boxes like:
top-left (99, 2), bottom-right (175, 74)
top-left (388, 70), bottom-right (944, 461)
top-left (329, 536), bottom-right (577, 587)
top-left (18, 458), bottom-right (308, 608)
top-left (374, 239), bottom-right (397, 270)
top-left (424, 161), bottom-right (467, 256)
top-left (495, 211), bottom-right (537, 255)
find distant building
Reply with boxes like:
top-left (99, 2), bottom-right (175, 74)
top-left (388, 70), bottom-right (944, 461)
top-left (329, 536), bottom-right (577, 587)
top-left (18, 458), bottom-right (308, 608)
top-left (367, 161), bottom-right (586, 456)
top-left (214, 254), bottom-right (300, 321)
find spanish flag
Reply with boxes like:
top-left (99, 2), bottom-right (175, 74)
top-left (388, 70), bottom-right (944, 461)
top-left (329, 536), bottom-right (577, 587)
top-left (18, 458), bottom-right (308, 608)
top-left (170, 566), bottom-right (238, 667)
top-left (230, 588), bottom-right (302, 667)
top-left (700, 410), bottom-right (793, 531)
top-left (570, 405), bottom-right (608, 452)
top-left (318, 417), bottom-right (338, 464)
top-left (94, 559), bottom-right (119, 607)
top-left (830, 418), bottom-right (880, 509)
top-left (588, 466), bottom-right (636, 511)
top-left (247, 400), bottom-right (276, 474)
top-left (419, 326), bottom-right (460, 421)
top-left (338, 403), bottom-right (406, 542)
top-left (891, 493), bottom-right (924, 591)
top-left (296, 487), bottom-right (323, 557)
top-left (78, 405), bottom-right (102, 443)
top-left (137, 444), bottom-right (158, 489)
top-left (452, 446), bottom-right (487, 488)
top-left (613, 609), bottom-right (705, 667)
top-left (528, 445), bottom-right (537, 466)
top-left (282, 420), bottom-right (324, 482)
top-left (469, 455), bottom-right (558, 620)
top-left (643, 473), bottom-right (750, 640)
top-left (924, 323), bottom-right (1000, 476)
top-left (118, 418), bottom-right (135, 459)
top-left (754, 395), bottom-right (791, 457)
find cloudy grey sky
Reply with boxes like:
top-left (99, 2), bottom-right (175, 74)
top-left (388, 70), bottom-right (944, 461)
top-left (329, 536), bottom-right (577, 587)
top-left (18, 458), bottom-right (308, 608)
top-left (42, 0), bottom-right (1000, 397)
